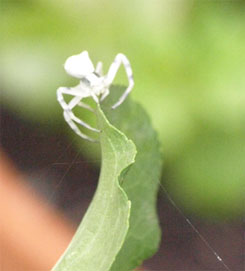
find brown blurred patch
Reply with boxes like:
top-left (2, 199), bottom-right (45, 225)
top-left (0, 151), bottom-right (75, 271)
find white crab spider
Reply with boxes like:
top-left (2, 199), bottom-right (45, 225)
top-left (57, 51), bottom-right (134, 142)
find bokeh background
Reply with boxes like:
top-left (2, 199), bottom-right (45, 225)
top-left (1, 0), bottom-right (244, 270)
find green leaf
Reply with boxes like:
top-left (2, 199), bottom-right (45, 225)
top-left (101, 86), bottom-right (162, 271)
top-left (52, 85), bottom-right (162, 271)
top-left (52, 104), bottom-right (136, 271)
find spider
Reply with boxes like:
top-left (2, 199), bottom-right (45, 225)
top-left (57, 51), bottom-right (134, 142)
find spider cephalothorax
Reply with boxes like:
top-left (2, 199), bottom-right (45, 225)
top-left (57, 51), bottom-right (134, 141)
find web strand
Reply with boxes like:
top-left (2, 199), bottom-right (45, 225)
top-left (159, 183), bottom-right (232, 271)
top-left (52, 160), bottom-right (100, 166)
top-left (49, 151), bottom-right (81, 200)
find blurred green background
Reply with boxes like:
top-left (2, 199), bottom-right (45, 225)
top-left (1, 0), bottom-right (245, 220)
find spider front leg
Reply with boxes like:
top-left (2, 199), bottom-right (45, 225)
top-left (105, 53), bottom-right (134, 109)
top-left (67, 97), bottom-right (100, 132)
top-left (57, 87), bottom-right (99, 131)
top-left (57, 87), bottom-right (100, 141)
top-left (63, 111), bottom-right (96, 142)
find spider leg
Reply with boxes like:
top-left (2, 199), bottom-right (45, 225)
top-left (88, 90), bottom-right (99, 104)
top-left (68, 96), bottom-right (82, 109)
top-left (64, 94), bottom-right (93, 113)
top-left (105, 53), bottom-right (134, 109)
top-left (78, 101), bottom-right (94, 112)
top-left (57, 87), bottom-right (100, 140)
top-left (95, 61), bottom-right (103, 76)
top-left (100, 88), bottom-right (110, 102)
top-left (63, 111), bottom-right (97, 142)
top-left (66, 96), bottom-right (99, 132)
